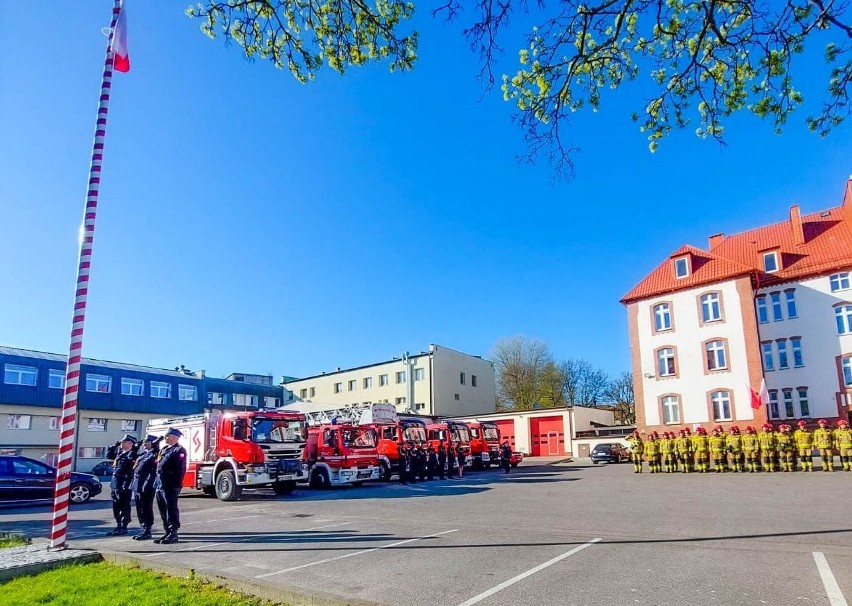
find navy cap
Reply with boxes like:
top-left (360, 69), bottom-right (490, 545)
top-left (165, 427), bottom-right (183, 438)
top-left (143, 434), bottom-right (159, 444)
top-left (120, 434), bottom-right (137, 444)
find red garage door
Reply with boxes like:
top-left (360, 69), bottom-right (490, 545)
top-left (495, 420), bottom-right (516, 449)
top-left (530, 416), bottom-right (565, 456)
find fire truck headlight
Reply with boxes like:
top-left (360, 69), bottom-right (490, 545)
top-left (247, 464), bottom-right (267, 474)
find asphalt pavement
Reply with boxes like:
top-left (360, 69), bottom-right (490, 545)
top-left (2, 459), bottom-right (851, 606)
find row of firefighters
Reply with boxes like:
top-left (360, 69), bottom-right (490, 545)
top-left (627, 419), bottom-right (852, 473)
top-left (396, 440), bottom-right (515, 482)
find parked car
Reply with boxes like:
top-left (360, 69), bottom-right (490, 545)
top-left (0, 456), bottom-right (102, 504)
top-left (590, 443), bottom-right (629, 464)
top-left (510, 451), bottom-right (523, 468)
top-left (91, 461), bottom-right (114, 477)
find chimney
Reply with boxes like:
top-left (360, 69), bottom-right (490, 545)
top-left (708, 233), bottom-right (725, 250)
top-left (790, 205), bottom-right (804, 246)
top-left (843, 176), bottom-right (852, 224)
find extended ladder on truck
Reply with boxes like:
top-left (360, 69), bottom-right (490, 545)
top-left (302, 403), bottom-right (398, 427)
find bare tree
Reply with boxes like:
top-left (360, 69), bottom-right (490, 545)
top-left (562, 358), bottom-right (609, 407)
top-left (605, 371), bottom-right (636, 425)
top-left (491, 335), bottom-right (554, 410)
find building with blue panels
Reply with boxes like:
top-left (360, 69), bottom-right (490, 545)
top-left (0, 346), bottom-right (284, 471)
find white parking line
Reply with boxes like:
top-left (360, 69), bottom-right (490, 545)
top-left (813, 552), bottom-right (849, 606)
top-left (254, 528), bottom-right (460, 579)
top-left (456, 538), bottom-right (602, 606)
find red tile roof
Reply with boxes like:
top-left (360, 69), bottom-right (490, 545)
top-left (622, 179), bottom-right (852, 304)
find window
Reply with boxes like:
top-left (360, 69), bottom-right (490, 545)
top-left (756, 296), bottom-right (768, 324)
top-left (661, 395), bottom-right (680, 424)
top-left (4, 364), bottom-right (37, 386)
top-left (653, 303), bottom-right (672, 332)
top-left (701, 293), bottom-right (722, 323)
top-left (299, 388), bottom-right (308, 399)
top-left (395, 371), bottom-right (406, 384)
top-left (797, 387), bottom-right (810, 418)
top-left (86, 374), bottom-right (111, 393)
top-left (776, 340), bottom-right (789, 370)
top-left (379, 374), bottom-right (388, 387)
top-left (121, 420), bottom-right (138, 432)
top-left (309, 387), bottom-right (316, 398)
top-left (6, 414), bottom-right (31, 430)
top-left (264, 396), bottom-right (280, 408)
top-left (762, 342), bottom-right (775, 371)
top-left (178, 384), bottom-right (197, 401)
top-left (121, 378), bottom-right (144, 396)
top-left (842, 357), bottom-right (852, 387)
top-left (334, 382), bottom-right (343, 394)
top-left (233, 393), bottom-right (258, 407)
top-left (363, 377), bottom-right (372, 389)
top-left (657, 348), bottom-right (676, 377)
top-left (209, 392), bottom-right (225, 405)
top-left (791, 338), bottom-right (804, 368)
top-left (674, 257), bottom-right (689, 278)
top-left (460, 372), bottom-right (466, 385)
top-left (415, 403), bottom-right (426, 411)
top-left (836, 305), bottom-right (852, 334)
top-left (763, 251), bottom-right (779, 273)
top-left (770, 292), bottom-right (783, 321)
top-left (49, 417), bottom-right (60, 431)
top-left (768, 390), bottom-right (780, 420)
top-left (414, 368), bottom-right (425, 381)
top-left (705, 340), bottom-right (727, 371)
top-left (49, 369), bottom-right (66, 390)
top-left (454, 393), bottom-right (460, 401)
top-left (472, 375), bottom-right (478, 387)
top-left (348, 379), bottom-right (356, 391)
top-left (87, 418), bottom-right (107, 432)
top-left (830, 272), bottom-right (851, 292)
top-left (78, 447), bottom-right (106, 459)
top-left (782, 389), bottom-right (795, 418)
top-left (150, 381), bottom-right (171, 399)
top-left (711, 391), bottom-right (732, 422)
top-left (42, 453), bottom-right (59, 467)
top-left (785, 289), bottom-right (798, 318)
top-left (395, 397), bottom-right (407, 405)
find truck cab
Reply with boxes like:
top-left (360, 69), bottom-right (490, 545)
top-left (468, 421), bottom-right (502, 469)
top-left (426, 421), bottom-right (472, 468)
top-left (375, 419), bottom-right (427, 480)
top-left (303, 423), bottom-right (381, 488)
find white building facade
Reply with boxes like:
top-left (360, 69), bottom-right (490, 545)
top-left (623, 179), bottom-right (852, 434)
top-left (281, 344), bottom-right (497, 417)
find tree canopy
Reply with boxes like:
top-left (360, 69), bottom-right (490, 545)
top-left (189, 0), bottom-right (851, 175)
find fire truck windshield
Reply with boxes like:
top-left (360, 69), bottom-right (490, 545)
top-left (483, 427), bottom-right (499, 441)
top-left (251, 418), bottom-right (304, 443)
top-left (402, 426), bottom-right (426, 442)
top-left (452, 427), bottom-right (471, 443)
top-left (342, 428), bottom-right (376, 449)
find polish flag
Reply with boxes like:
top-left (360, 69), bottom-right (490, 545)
top-left (750, 378), bottom-right (768, 410)
top-left (111, 5), bottom-right (130, 72)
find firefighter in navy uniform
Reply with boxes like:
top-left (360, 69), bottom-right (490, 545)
top-left (131, 435), bottom-right (160, 540)
top-left (153, 428), bottom-right (187, 545)
top-left (105, 435), bottom-right (137, 536)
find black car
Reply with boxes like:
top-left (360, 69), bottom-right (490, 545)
top-left (590, 443), bottom-right (630, 464)
top-left (91, 461), bottom-right (114, 478)
top-left (0, 456), bottom-right (103, 505)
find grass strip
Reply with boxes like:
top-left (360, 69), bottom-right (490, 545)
top-left (0, 538), bottom-right (27, 549)
top-left (0, 561), bottom-right (284, 606)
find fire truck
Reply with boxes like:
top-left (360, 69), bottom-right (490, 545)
top-left (467, 421), bottom-right (502, 469)
top-left (426, 420), bottom-right (472, 467)
top-left (301, 404), bottom-right (389, 487)
top-left (375, 418), bottom-right (428, 480)
top-left (147, 410), bottom-right (308, 501)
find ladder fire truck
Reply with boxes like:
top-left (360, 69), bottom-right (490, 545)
top-left (300, 403), bottom-right (392, 488)
top-left (147, 410), bottom-right (308, 501)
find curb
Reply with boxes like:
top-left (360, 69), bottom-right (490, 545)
top-left (0, 551), bottom-right (102, 583)
top-left (100, 551), bottom-right (385, 606)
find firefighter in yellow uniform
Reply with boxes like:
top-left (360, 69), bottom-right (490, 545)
top-left (660, 431), bottom-right (676, 473)
top-left (691, 427), bottom-right (710, 473)
top-left (709, 425), bottom-right (727, 472)
top-left (644, 432), bottom-right (661, 473)
top-left (776, 424), bottom-right (796, 472)
top-left (813, 419), bottom-right (834, 472)
top-left (834, 420), bottom-right (852, 471)
top-left (725, 425), bottom-right (744, 472)
top-left (757, 423), bottom-right (776, 472)
top-left (742, 426), bottom-right (760, 473)
top-left (627, 431), bottom-right (644, 473)
top-left (675, 428), bottom-right (693, 473)
top-left (794, 420), bottom-right (814, 472)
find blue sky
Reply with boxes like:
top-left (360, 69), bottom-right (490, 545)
top-left (0, 2), bottom-right (849, 382)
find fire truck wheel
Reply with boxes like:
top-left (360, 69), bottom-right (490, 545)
top-left (310, 468), bottom-right (330, 489)
top-left (215, 470), bottom-right (243, 501)
top-left (273, 481), bottom-right (296, 496)
top-left (379, 461), bottom-right (392, 482)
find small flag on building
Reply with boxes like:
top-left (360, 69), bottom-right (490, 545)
top-left (111, 5), bottom-right (130, 72)
top-left (750, 378), bottom-right (768, 410)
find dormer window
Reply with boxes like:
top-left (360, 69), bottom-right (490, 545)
top-left (762, 251), bottom-right (779, 273)
top-left (673, 256), bottom-right (690, 279)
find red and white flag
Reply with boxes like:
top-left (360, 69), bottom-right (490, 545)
top-left (750, 378), bottom-right (768, 410)
top-left (111, 5), bottom-right (130, 72)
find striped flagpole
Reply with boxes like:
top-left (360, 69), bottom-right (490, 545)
top-left (50, 0), bottom-right (124, 551)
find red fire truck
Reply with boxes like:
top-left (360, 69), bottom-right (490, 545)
top-left (147, 410), bottom-right (308, 501)
top-left (467, 421), bottom-right (502, 469)
top-left (375, 418), bottom-right (428, 480)
top-left (426, 420), bottom-right (472, 468)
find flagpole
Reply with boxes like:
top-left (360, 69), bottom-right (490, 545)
top-left (50, 0), bottom-right (124, 551)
